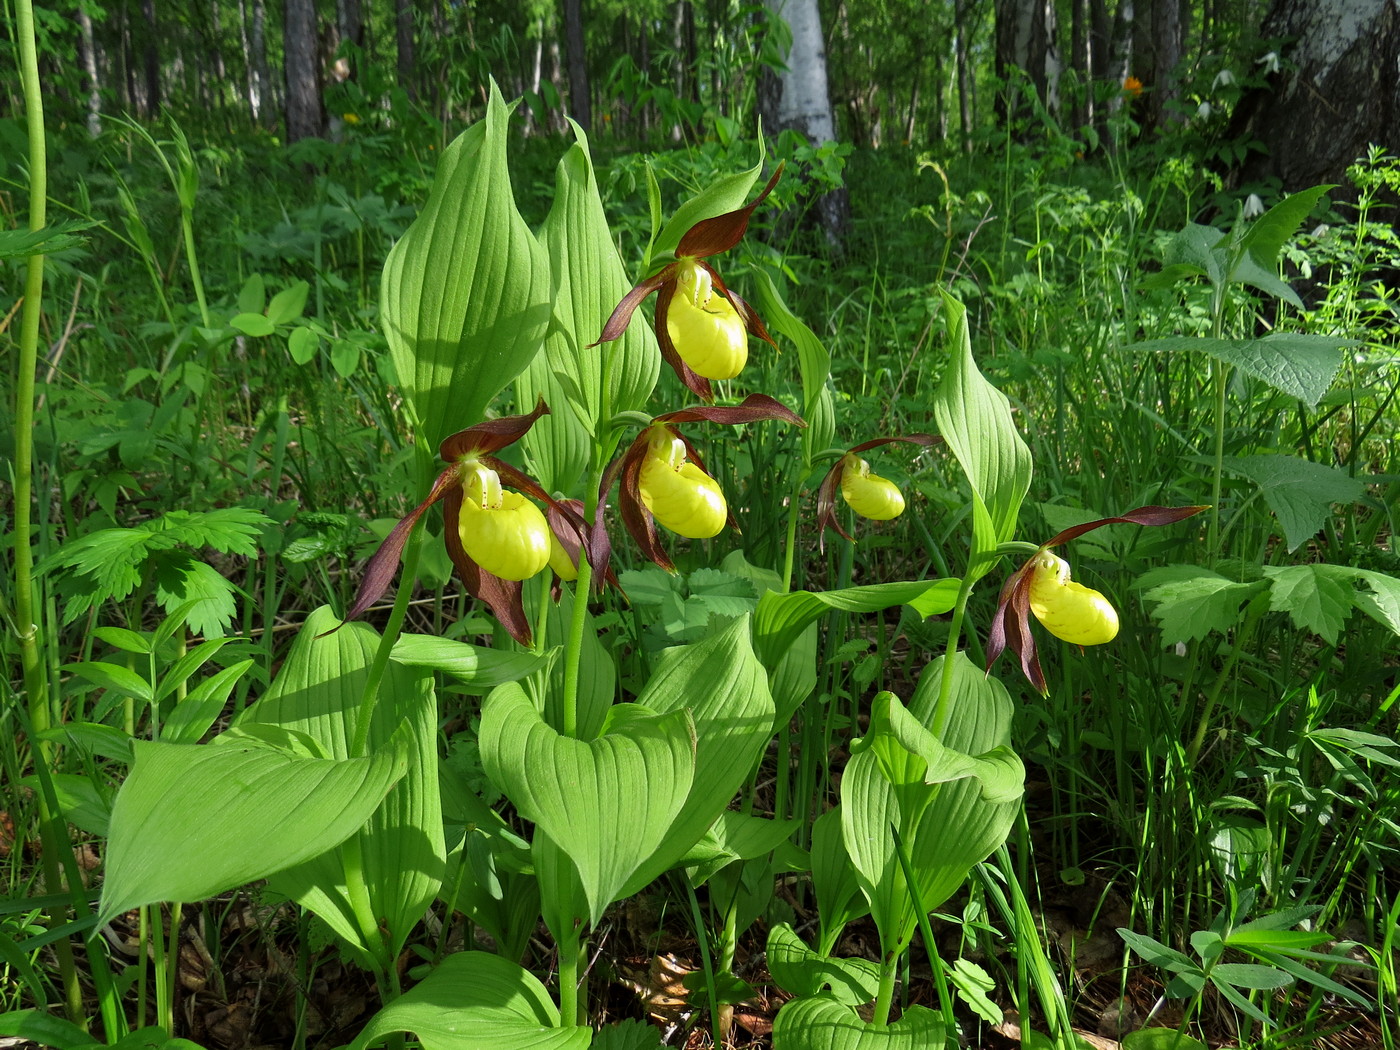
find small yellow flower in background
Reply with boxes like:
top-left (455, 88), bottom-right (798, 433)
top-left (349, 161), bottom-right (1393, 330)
top-left (986, 504), bottom-right (1208, 693)
top-left (838, 454), bottom-right (905, 521)
top-left (1123, 75), bottom-right (1144, 98)
top-left (1026, 551), bottom-right (1118, 645)
top-left (342, 112), bottom-right (361, 125)
top-left (816, 435), bottom-right (935, 549)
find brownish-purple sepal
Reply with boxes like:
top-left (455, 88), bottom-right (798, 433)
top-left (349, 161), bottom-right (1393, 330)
top-left (656, 392), bottom-right (805, 428)
top-left (593, 271), bottom-right (671, 347)
top-left (442, 487), bottom-right (533, 646)
top-left (1042, 504), bottom-right (1209, 549)
top-left (675, 165), bottom-right (784, 258)
top-left (986, 562), bottom-right (1046, 694)
top-left (439, 398), bottom-right (551, 461)
top-left (341, 464), bottom-right (464, 625)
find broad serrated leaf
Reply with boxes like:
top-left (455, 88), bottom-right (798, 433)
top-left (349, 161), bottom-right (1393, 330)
top-left (1237, 185), bottom-right (1332, 269)
top-left (1262, 564), bottom-right (1353, 643)
top-left (1138, 568), bottom-right (1266, 644)
top-left (1128, 334), bottom-right (1349, 406)
top-left (149, 554), bottom-right (239, 638)
top-left (1222, 454), bottom-right (1365, 551)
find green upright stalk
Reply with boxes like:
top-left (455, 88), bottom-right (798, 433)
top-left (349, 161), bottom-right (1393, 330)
top-left (930, 573), bottom-right (976, 740)
top-left (12, 0), bottom-right (82, 1024)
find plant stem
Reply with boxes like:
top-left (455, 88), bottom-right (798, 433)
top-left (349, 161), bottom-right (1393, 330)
top-left (872, 950), bottom-right (899, 1026)
top-left (12, 0), bottom-right (83, 1024)
top-left (930, 573), bottom-right (976, 739)
top-left (556, 920), bottom-right (583, 1026)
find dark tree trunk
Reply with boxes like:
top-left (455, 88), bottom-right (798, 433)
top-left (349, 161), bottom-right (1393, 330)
top-left (1231, 0), bottom-right (1400, 194)
top-left (396, 0), bottom-right (416, 101)
top-left (564, 0), bottom-right (591, 129)
top-left (284, 0), bottom-right (323, 141)
top-left (141, 0), bottom-right (160, 116)
top-left (1139, 0), bottom-right (1185, 128)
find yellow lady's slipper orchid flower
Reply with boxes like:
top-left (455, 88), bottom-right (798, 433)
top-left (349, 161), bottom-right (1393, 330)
top-left (345, 400), bottom-right (591, 646)
top-left (839, 454), bottom-right (906, 521)
top-left (1026, 551), bottom-right (1118, 645)
top-left (985, 504), bottom-right (1208, 693)
top-left (457, 463), bottom-right (551, 581)
top-left (665, 262), bottom-right (748, 380)
top-left (816, 435), bottom-right (934, 549)
top-left (611, 395), bottom-right (804, 571)
top-left (638, 429), bottom-right (727, 539)
top-left (594, 166), bottom-right (783, 400)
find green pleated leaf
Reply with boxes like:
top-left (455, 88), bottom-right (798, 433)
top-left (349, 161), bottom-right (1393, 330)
top-left (771, 996), bottom-right (944, 1050)
top-left (933, 292), bottom-right (1032, 582)
top-left (381, 81), bottom-right (552, 448)
top-left (681, 810), bottom-right (800, 886)
top-left (841, 657), bottom-right (1022, 951)
top-left (652, 149), bottom-right (764, 263)
top-left (480, 682), bottom-right (696, 926)
top-left (753, 580), bottom-right (960, 672)
top-left (748, 268), bottom-right (835, 458)
top-left (247, 607), bottom-right (445, 965)
top-left (98, 735), bottom-right (408, 923)
top-left (619, 615), bottom-right (776, 896)
top-left (523, 123), bottom-right (658, 490)
top-left (390, 632), bottom-right (545, 687)
top-left (810, 805), bottom-right (869, 952)
top-left (345, 952), bottom-right (590, 1050)
top-left (767, 923), bottom-right (882, 1005)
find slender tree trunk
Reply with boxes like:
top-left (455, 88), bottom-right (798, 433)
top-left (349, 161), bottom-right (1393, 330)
top-left (396, 0), bottom-right (416, 101)
top-left (284, 0), bottom-right (323, 141)
top-left (249, 0), bottom-right (270, 123)
top-left (994, 0), bottom-right (1061, 122)
top-left (761, 0), bottom-right (847, 244)
top-left (564, 0), bottom-right (591, 129)
top-left (955, 0), bottom-right (974, 152)
top-left (141, 0), bottom-right (160, 116)
top-left (78, 1), bottom-right (103, 137)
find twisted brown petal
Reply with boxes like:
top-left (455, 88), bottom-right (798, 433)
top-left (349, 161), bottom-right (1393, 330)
top-left (593, 270), bottom-right (672, 346)
top-left (343, 465), bottom-right (463, 623)
top-left (1044, 504), bottom-right (1209, 549)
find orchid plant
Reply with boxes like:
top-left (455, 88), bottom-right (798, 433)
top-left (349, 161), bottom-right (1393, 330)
top-left (86, 84), bottom-right (1209, 1050)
